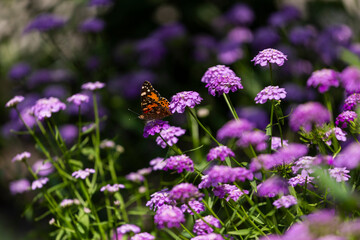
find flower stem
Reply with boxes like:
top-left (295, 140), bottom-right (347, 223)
top-left (223, 93), bottom-right (239, 120)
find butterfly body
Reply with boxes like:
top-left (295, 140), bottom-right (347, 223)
top-left (139, 81), bottom-right (172, 120)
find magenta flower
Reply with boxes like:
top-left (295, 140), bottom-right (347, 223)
top-left (12, 151), bottom-right (31, 162)
top-left (31, 177), bottom-right (49, 190)
top-left (81, 81), bottom-right (105, 91)
top-left (146, 189), bottom-right (175, 211)
top-left (271, 137), bottom-right (289, 150)
top-left (334, 143), bottom-right (360, 169)
top-left (60, 199), bottom-right (80, 208)
top-left (340, 66), bottom-right (360, 94)
top-left (9, 179), bottom-right (30, 194)
top-left (169, 183), bottom-right (203, 203)
top-left (30, 97), bottom-right (66, 121)
top-left (237, 130), bottom-right (268, 151)
top-left (156, 126), bottom-right (186, 148)
top-left (289, 102), bottom-right (330, 131)
top-left (130, 232), bottom-right (155, 240)
top-left (335, 110), bottom-right (357, 128)
top-left (154, 205), bottom-right (185, 229)
top-left (143, 120), bottom-right (170, 138)
top-left (116, 224), bottom-right (141, 235)
top-left (254, 86), bottom-right (287, 104)
top-left (72, 168), bottom-right (95, 179)
top-left (163, 155), bottom-right (194, 173)
top-left (149, 157), bottom-right (166, 171)
top-left (169, 91), bottom-right (203, 114)
top-left (217, 119), bottom-right (254, 140)
top-left (201, 65), bottom-right (243, 96)
top-left (292, 156), bottom-right (316, 174)
top-left (180, 200), bottom-right (205, 215)
top-left (251, 48), bottom-right (288, 67)
top-left (193, 215), bottom-right (221, 235)
top-left (274, 143), bottom-right (309, 165)
top-left (191, 233), bottom-right (225, 240)
top-left (126, 172), bottom-right (144, 182)
top-left (24, 14), bottom-right (66, 33)
top-left (307, 69), bottom-right (339, 93)
top-left (32, 160), bottom-right (54, 176)
top-left (329, 167), bottom-right (350, 182)
top-left (324, 127), bottom-right (347, 145)
top-left (257, 176), bottom-right (288, 197)
top-left (5, 96), bottom-right (24, 108)
top-left (207, 146), bottom-right (235, 161)
top-left (249, 154), bottom-right (277, 172)
top-left (343, 93), bottom-right (360, 110)
top-left (67, 93), bottom-right (89, 106)
top-left (288, 172), bottom-right (314, 187)
top-left (214, 184), bottom-right (248, 202)
top-left (273, 195), bottom-right (297, 209)
top-left (100, 139), bottom-right (115, 149)
top-left (100, 184), bottom-right (125, 193)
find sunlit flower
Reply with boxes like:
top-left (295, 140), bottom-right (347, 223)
top-left (154, 205), bottom-right (185, 229)
top-left (307, 69), bottom-right (339, 93)
top-left (156, 126), bottom-right (186, 148)
top-left (72, 168), bottom-right (95, 179)
top-left (169, 91), bottom-right (203, 114)
top-left (100, 184), bottom-right (125, 193)
top-left (273, 195), bottom-right (297, 209)
top-left (81, 81), bottom-right (105, 91)
top-left (143, 120), bottom-right (170, 138)
top-left (193, 215), bottom-right (221, 235)
top-left (329, 167), bottom-right (350, 182)
top-left (9, 179), bottom-right (30, 194)
top-left (163, 155), bottom-right (194, 173)
top-left (207, 146), bottom-right (235, 161)
top-left (130, 232), bottom-right (155, 240)
top-left (30, 97), bottom-right (66, 121)
top-left (335, 111), bottom-right (357, 128)
top-left (5, 96), bottom-right (24, 108)
top-left (67, 93), bottom-right (89, 106)
top-left (31, 177), bottom-right (49, 190)
top-left (251, 48), bottom-right (288, 67)
top-left (255, 86), bottom-right (287, 104)
top-left (12, 151), bottom-right (31, 162)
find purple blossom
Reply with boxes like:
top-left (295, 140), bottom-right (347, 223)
top-left (343, 93), bottom-right (360, 110)
top-left (201, 65), bottom-right (243, 96)
top-left (156, 126), bottom-right (186, 148)
top-left (329, 167), bottom-right (350, 182)
top-left (5, 96), bottom-right (24, 108)
top-left (59, 124), bottom-right (78, 144)
top-left (72, 168), bottom-right (95, 179)
top-left (252, 27), bottom-right (280, 51)
top-left (31, 177), bottom-right (49, 190)
top-left (237, 107), bottom-right (269, 130)
top-left (237, 130), bottom-right (268, 151)
top-left (289, 102), bottom-right (330, 131)
top-left (163, 155), bottom-right (194, 173)
top-left (225, 3), bottom-right (254, 25)
top-left (180, 200), bottom-right (205, 215)
top-left (169, 91), bottom-right (203, 114)
top-left (335, 111), bottom-right (357, 128)
top-left (154, 205), bottom-right (185, 229)
top-left (60, 199), bottom-right (80, 208)
top-left (9, 179), bottom-right (30, 194)
top-left (251, 48), bottom-right (288, 67)
top-left (126, 172), bottom-right (144, 182)
top-left (191, 233), bottom-right (225, 240)
top-left (271, 137), bottom-right (289, 150)
top-left (100, 139), bottom-right (115, 149)
top-left (289, 25), bottom-right (317, 46)
top-left (8, 62), bottom-right (31, 80)
top-left (226, 27), bottom-right (253, 44)
top-left (12, 151), bottom-right (31, 162)
top-left (193, 215), bottom-right (221, 235)
top-left (88, 0), bottom-right (113, 7)
top-left (116, 224), bottom-right (141, 234)
top-left (257, 177), bottom-right (288, 197)
top-left (273, 195), bottom-right (297, 209)
top-left (199, 166), bottom-right (253, 188)
top-left (67, 93), bottom-right (89, 107)
top-left (288, 172), bottom-right (314, 187)
top-left (100, 184), bottom-right (125, 193)
top-left (169, 183), bottom-right (203, 203)
top-left (216, 41), bottom-right (243, 64)
top-left (268, 5), bottom-right (301, 27)
top-left (324, 127), bottom-right (347, 145)
top-left (334, 143), bottom-right (360, 169)
top-left (307, 69), bottom-right (339, 93)
top-left (217, 119), bottom-right (254, 140)
top-left (255, 86), bottom-right (287, 104)
top-left (137, 168), bottom-right (152, 176)
top-left (274, 143), bottom-right (309, 165)
top-left (143, 120), bottom-right (170, 138)
top-left (24, 14), bottom-right (66, 33)
top-left (30, 97), bottom-right (66, 121)
top-left (340, 66), bottom-right (360, 94)
top-left (207, 146), bottom-right (235, 161)
top-left (146, 189), bottom-right (175, 211)
top-left (79, 18), bottom-right (105, 33)
top-left (214, 184), bottom-right (248, 202)
top-left (149, 157), bottom-right (166, 171)
top-left (292, 156), bottom-right (316, 174)
top-left (32, 160), bottom-right (54, 176)
top-left (81, 81), bottom-right (105, 91)
top-left (130, 233), bottom-right (155, 240)
top-left (136, 37), bottom-right (166, 67)
top-left (249, 154), bottom-right (277, 171)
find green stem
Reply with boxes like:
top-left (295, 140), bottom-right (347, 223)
top-left (223, 93), bottom-right (239, 120)
top-left (267, 100), bottom-right (275, 153)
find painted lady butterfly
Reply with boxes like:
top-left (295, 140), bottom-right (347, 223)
top-left (138, 81), bottom-right (172, 120)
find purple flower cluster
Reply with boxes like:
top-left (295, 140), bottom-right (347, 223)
top-left (81, 81), bottom-right (105, 91)
top-left (163, 155), bottom-right (194, 173)
top-left (289, 102), bottom-right (330, 131)
top-left (169, 91), bottom-right (203, 114)
top-left (67, 93), bottom-right (89, 107)
top-left (217, 119), bottom-right (254, 140)
top-left (191, 234), bottom-right (224, 240)
top-left (79, 18), bottom-right (105, 33)
top-left (307, 69), bottom-right (339, 93)
top-left (193, 215), bottom-right (221, 235)
top-left (72, 168), bottom-right (95, 179)
top-left (292, 156), bottom-right (316, 174)
top-left (12, 151), bottom-right (31, 162)
top-left (9, 179), bottom-right (30, 194)
top-left (88, 0), bottom-right (113, 7)
top-left (100, 184), bottom-right (125, 193)
top-left (169, 183), bottom-right (203, 203)
top-left (24, 14), bottom-right (66, 33)
top-left (201, 65), bottom-right (243, 96)
top-left (329, 167), bottom-right (350, 182)
top-left (30, 97), bottom-right (66, 121)
top-left (288, 172), bottom-right (314, 187)
top-left (237, 130), bottom-right (268, 151)
top-left (343, 93), bottom-right (360, 110)
top-left (180, 200), bottom-right (205, 215)
top-left (251, 48), bottom-right (288, 67)
top-left (31, 177), bottom-right (49, 190)
top-left (6, 96), bottom-right (24, 108)
top-left (271, 137), bottom-right (289, 150)
top-left (146, 189), bottom-right (175, 211)
top-left (60, 199), bottom-right (80, 208)
top-left (149, 157), bottom-right (166, 171)
top-left (273, 195), bottom-right (297, 209)
top-left (213, 184), bottom-right (249, 202)
top-left (254, 86), bottom-right (287, 104)
top-left (340, 66), bottom-right (360, 94)
top-left (257, 177), bottom-right (288, 197)
top-left (334, 143), bottom-right (360, 169)
top-left (156, 126), bottom-right (186, 148)
top-left (143, 120), bottom-right (170, 138)
top-left (130, 233), bottom-right (155, 240)
top-left (154, 205), bottom-right (185, 229)
top-left (32, 161), bottom-right (54, 176)
top-left (116, 224), bottom-right (141, 235)
top-left (335, 111), bottom-right (357, 128)
top-left (274, 143), bottom-right (309, 165)
top-left (207, 146), bottom-right (235, 161)
top-left (324, 127), bottom-right (347, 145)
top-left (8, 62), bottom-right (31, 80)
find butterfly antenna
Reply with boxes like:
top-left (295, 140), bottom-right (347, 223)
top-left (128, 108), bottom-right (140, 120)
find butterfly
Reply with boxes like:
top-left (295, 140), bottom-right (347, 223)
top-left (138, 81), bottom-right (172, 121)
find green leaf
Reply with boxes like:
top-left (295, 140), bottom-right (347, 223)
top-left (227, 229), bottom-right (251, 236)
top-left (55, 229), bottom-right (65, 240)
top-left (340, 48), bottom-right (360, 68)
top-left (69, 159), bottom-right (84, 168)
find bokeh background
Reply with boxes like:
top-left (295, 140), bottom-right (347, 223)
top-left (0, 0), bottom-right (360, 238)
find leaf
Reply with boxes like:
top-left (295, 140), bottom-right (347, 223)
top-left (69, 159), bottom-right (84, 168)
top-left (340, 48), bottom-right (360, 68)
top-left (55, 229), bottom-right (65, 240)
top-left (227, 229), bottom-right (251, 236)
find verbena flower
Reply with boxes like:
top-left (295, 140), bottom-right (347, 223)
top-left (292, 156), bottom-right (316, 174)
top-left (143, 120), bottom-right (170, 138)
top-left (24, 14), bottom-right (66, 33)
top-left (88, 0), bottom-right (113, 7)
top-left (273, 195), bottom-right (297, 209)
top-left (32, 160), bottom-right (54, 176)
top-left (257, 177), bottom-right (288, 197)
top-left (59, 124), bottom-right (78, 144)
top-left (12, 151), bottom-right (31, 162)
top-left (324, 127), bottom-right (347, 145)
top-left (100, 139), bottom-right (115, 149)
top-left (199, 166), bottom-right (253, 188)
top-left (249, 154), bottom-right (277, 171)
top-left (116, 224), bottom-right (141, 234)
top-left (329, 167), bottom-right (350, 182)
top-left (163, 155), bottom-right (194, 173)
top-left (225, 3), bottom-right (254, 25)
top-left (343, 93), bottom-right (360, 110)
top-left (237, 130), bottom-right (268, 151)
top-left (274, 143), bottom-right (309, 165)
top-left (100, 184), bottom-right (125, 193)
top-left (169, 91), bottom-right (203, 114)
top-left (79, 18), bottom-right (105, 33)
top-left (217, 119), bottom-right (254, 140)
top-left (130, 232), bottom-right (155, 240)
top-left (191, 233), bottom-right (225, 240)
top-left (60, 199), bottom-right (80, 208)
top-left (288, 172), bottom-right (314, 187)
top-left (156, 126), bottom-right (186, 148)
top-left (180, 200), bottom-right (205, 215)
top-left (67, 93), bottom-right (89, 106)
top-left (126, 172), bottom-right (144, 182)
top-left (146, 189), bottom-right (175, 211)
top-left (8, 62), bottom-right (31, 80)
top-left (31, 177), bottom-right (49, 190)
top-left (149, 157), bottom-right (166, 171)
top-left (137, 167), bottom-right (152, 176)
top-left (169, 183), bottom-right (203, 203)
top-left (307, 69), bottom-right (339, 93)
top-left (9, 179), bottom-right (30, 194)
top-left (334, 143), bottom-right (360, 169)
top-left (193, 215), bottom-right (221, 235)
top-left (6, 96), bottom-right (24, 108)
top-left (216, 41), bottom-right (243, 65)
top-left (251, 48), bottom-right (288, 67)
top-left (30, 97), bottom-right (66, 121)
top-left (289, 102), bottom-right (330, 131)
top-left (271, 137), bottom-right (289, 150)
top-left (207, 146), bottom-right (235, 161)
top-left (81, 81), bottom-right (105, 91)
top-left (154, 205), bottom-right (185, 229)
top-left (254, 86), bottom-right (287, 104)
top-left (226, 27), bottom-right (253, 44)
top-left (72, 168), bottom-right (95, 179)
top-left (335, 111), bottom-right (357, 128)
top-left (340, 66), bottom-right (360, 94)
top-left (214, 184), bottom-right (248, 202)
top-left (201, 65), bottom-right (243, 96)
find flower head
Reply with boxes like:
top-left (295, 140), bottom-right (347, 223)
top-left (24, 14), bottom-right (66, 33)
top-left (273, 195), bottom-right (297, 209)
top-left (271, 137), bottom-right (289, 150)
top-left (324, 127), bottom-right (347, 145)
top-left (100, 139), bottom-right (116, 149)
top-left (8, 62), bottom-right (31, 80)
top-left (32, 160), bottom-right (54, 176)
top-left (274, 143), bottom-right (309, 165)
top-left (329, 167), bottom-right (350, 182)
top-left (257, 177), bottom-right (288, 197)
top-left (169, 183), bottom-right (203, 203)
top-left (79, 18), bottom-right (105, 33)
top-left (72, 168), bottom-right (95, 179)
top-left (156, 126), bottom-right (186, 148)
top-left (334, 143), bottom-right (360, 169)
top-left (163, 155), bottom-right (194, 173)
top-left (193, 215), bottom-right (221, 235)
top-left (214, 184), bottom-right (248, 202)
top-left (225, 3), bottom-right (254, 25)
top-left (146, 189), bottom-right (176, 211)
top-left (249, 154), bottom-right (277, 172)
top-left (126, 172), bottom-right (144, 182)
top-left (191, 233), bottom-right (225, 240)
top-left (81, 81), bottom-right (105, 91)
top-left (31, 97), bottom-right (66, 121)
top-left (307, 69), bottom-right (339, 93)
top-left (100, 184), bottom-right (125, 193)
top-left (335, 111), bottom-right (357, 128)
top-left (9, 179), bottom-right (30, 194)
top-left (60, 199), bottom-right (80, 208)
top-left (150, 157), bottom-right (166, 171)
top-left (199, 166), bottom-right (253, 188)
top-left (130, 232), bottom-right (155, 240)
top-left (116, 224), bottom-right (141, 235)
top-left (340, 66), bottom-right (360, 94)
top-left (67, 93), bottom-right (89, 106)
top-left (143, 120), bottom-right (170, 138)
top-left (292, 156), bottom-right (316, 174)
top-left (251, 48), bottom-right (288, 67)
top-left (207, 146), bottom-right (235, 161)
top-left (343, 93), bottom-right (360, 110)
top-left (154, 205), bottom-right (185, 229)
top-left (237, 130), bottom-right (268, 151)
top-left (6, 96), bottom-right (24, 108)
top-left (217, 119), bottom-right (254, 140)
top-left (201, 65), bottom-right (243, 96)
top-left (12, 151), bottom-right (31, 162)
top-left (255, 86), bottom-right (287, 104)
top-left (180, 200), bottom-right (205, 215)
top-left (288, 172), bottom-right (314, 187)
top-left (31, 177), bottom-right (49, 190)
top-left (169, 91), bottom-right (203, 114)
top-left (289, 102), bottom-right (330, 131)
